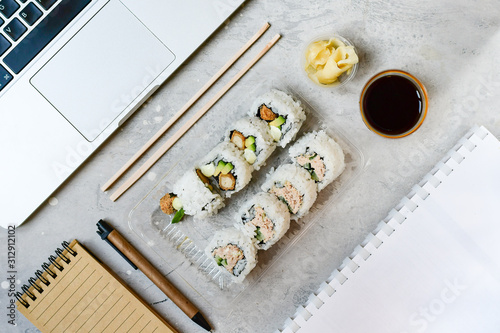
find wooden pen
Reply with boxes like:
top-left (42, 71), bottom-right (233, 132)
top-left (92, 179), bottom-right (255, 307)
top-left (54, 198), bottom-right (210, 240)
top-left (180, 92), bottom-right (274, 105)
top-left (96, 220), bottom-right (211, 331)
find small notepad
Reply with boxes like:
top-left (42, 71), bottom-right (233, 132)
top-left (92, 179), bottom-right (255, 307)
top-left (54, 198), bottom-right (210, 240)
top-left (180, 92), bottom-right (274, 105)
top-left (281, 126), bottom-right (500, 333)
top-left (16, 240), bottom-right (177, 333)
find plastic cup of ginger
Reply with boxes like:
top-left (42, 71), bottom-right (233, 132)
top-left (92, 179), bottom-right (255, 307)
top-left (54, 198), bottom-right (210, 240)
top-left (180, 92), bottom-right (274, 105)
top-left (302, 34), bottom-right (359, 88)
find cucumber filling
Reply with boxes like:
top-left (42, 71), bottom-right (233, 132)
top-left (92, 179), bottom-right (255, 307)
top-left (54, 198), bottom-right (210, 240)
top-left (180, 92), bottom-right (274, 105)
top-left (270, 126), bottom-right (282, 141)
top-left (215, 255), bottom-right (228, 267)
top-left (296, 152), bottom-right (326, 183)
top-left (255, 227), bottom-right (265, 242)
top-left (244, 149), bottom-right (257, 164)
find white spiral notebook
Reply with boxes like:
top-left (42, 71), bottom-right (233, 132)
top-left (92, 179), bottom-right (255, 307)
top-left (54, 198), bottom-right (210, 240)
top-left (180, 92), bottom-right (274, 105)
top-left (280, 126), bottom-right (500, 333)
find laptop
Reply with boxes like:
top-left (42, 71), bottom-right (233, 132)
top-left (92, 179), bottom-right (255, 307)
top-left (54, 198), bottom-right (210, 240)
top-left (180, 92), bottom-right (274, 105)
top-left (0, 0), bottom-right (245, 228)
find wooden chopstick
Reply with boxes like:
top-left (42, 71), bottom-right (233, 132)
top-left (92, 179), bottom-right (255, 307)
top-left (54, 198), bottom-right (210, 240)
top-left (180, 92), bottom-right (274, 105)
top-left (109, 34), bottom-right (281, 201)
top-left (101, 22), bottom-right (271, 192)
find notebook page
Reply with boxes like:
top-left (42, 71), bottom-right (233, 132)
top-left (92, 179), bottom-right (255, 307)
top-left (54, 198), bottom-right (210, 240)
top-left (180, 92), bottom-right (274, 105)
top-left (425, 131), bottom-right (500, 280)
top-left (294, 127), bottom-right (500, 333)
top-left (17, 240), bottom-right (176, 333)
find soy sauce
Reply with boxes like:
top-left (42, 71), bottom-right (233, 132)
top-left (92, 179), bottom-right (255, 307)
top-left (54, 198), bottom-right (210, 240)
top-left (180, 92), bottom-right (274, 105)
top-left (362, 75), bottom-right (423, 135)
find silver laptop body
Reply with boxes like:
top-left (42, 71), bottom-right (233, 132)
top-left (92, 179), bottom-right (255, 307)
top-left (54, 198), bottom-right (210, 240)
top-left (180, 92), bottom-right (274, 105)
top-left (0, 0), bottom-right (244, 228)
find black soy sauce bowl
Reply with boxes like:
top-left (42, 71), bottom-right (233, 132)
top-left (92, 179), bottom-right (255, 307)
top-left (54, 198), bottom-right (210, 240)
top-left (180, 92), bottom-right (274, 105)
top-left (359, 70), bottom-right (428, 138)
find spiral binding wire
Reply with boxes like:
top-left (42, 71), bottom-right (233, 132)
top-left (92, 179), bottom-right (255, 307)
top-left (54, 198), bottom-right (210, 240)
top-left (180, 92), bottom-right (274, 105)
top-left (49, 255), bottom-right (64, 271)
top-left (55, 248), bottom-right (71, 264)
top-left (28, 277), bottom-right (43, 293)
top-left (35, 270), bottom-right (50, 286)
top-left (21, 285), bottom-right (36, 301)
top-left (279, 126), bottom-right (488, 333)
top-left (41, 262), bottom-right (57, 279)
top-left (62, 241), bottom-right (77, 256)
top-left (14, 241), bottom-right (78, 309)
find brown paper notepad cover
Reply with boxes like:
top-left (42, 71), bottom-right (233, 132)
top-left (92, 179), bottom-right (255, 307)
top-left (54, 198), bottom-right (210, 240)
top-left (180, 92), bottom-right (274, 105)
top-left (16, 240), bottom-right (177, 333)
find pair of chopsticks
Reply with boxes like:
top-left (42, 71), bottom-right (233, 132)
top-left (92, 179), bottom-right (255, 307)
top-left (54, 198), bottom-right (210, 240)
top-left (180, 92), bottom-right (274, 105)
top-left (102, 22), bottom-right (280, 201)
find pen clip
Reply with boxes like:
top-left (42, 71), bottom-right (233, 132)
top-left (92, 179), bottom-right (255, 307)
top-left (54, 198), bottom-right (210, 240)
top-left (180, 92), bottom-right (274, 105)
top-left (96, 220), bottom-right (138, 270)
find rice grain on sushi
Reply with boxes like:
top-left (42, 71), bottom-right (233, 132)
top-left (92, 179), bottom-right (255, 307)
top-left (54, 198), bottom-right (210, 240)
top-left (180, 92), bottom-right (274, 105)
top-left (205, 228), bottom-right (258, 283)
top-left (236, 192), bottom-right (291, 250)
top-left (172, 168), bottom-right (225, 220)
top-left (261, 164), bottom-right (317, 219)
top-left (249, 89), bottom-right (306, 148)
top-left (288, 130), bottom-right (345, 191)
top-left (196, 141), bottom-right (252, 198)
top-left (225, 117), bottom-right (276, 170)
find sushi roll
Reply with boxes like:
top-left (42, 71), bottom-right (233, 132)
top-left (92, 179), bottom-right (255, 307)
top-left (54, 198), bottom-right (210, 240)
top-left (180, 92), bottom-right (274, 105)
top-left (205, 228), bottom-right (258, 283)
top-left (261, 164), bottom-right (317, 219)
top-left (172, 168), bottom-right (225, 220)
top-left (236, 192), bottom-right (291, 250)
top-left (288, 130), bottom-right (345, 191)
top-left (249, 89), bottom-right (306, 148)
top-left (225, 117), bottom-right (276, 170)
top-left (196, 141), bottom-right (252, 198)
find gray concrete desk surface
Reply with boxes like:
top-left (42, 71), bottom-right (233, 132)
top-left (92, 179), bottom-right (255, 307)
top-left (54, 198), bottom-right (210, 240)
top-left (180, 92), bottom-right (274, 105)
top-left (2, 0), bottom-right (499, 332)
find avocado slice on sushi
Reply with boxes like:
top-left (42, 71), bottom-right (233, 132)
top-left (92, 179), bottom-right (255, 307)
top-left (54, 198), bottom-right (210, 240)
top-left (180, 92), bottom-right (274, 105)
top-left (230, 130), bottom-right (246, 150)
top-left (269, 115), bottom-right (286, 127)
top-left (214, 160), bottom-right (226, 177)
top-left (244, 136), bottom-right (255, 147)
top-left (220, 162), bottom-right (234, 175)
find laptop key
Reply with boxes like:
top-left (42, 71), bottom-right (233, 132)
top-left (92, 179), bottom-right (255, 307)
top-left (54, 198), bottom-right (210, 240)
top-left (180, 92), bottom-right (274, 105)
top-left (0, 64), bottom-right (13, 92)
top-left (20, 2), bottom-right (43, 26)
top-left (35, 0), bottom-right (57, 11)
top-left (0, 33), bottom-right (11, 56)
top-left (4, 18), bottom-right (27, 41)
top-left (0, 17), bottom-right (4, 27)
top-left (0, 0), bottom-right (20, 19)
top-left (3, 0), bottom-right (91, 74)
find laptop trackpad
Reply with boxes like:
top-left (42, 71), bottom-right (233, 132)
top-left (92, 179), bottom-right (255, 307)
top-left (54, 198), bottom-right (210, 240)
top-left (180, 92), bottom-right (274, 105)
top-left (31, 1), bottom-right (175, 141)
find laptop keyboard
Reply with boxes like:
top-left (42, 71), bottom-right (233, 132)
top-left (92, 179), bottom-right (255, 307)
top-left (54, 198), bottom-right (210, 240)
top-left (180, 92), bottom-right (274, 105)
top-left (0, 0), bottom-right (91, 92)
top-left (20, 3), bottom-right (43, 26)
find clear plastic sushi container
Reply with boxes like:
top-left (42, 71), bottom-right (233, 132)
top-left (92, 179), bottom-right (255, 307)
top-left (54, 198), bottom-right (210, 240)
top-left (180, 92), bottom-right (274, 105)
top-left (128, 73), bottom-right (365, 315)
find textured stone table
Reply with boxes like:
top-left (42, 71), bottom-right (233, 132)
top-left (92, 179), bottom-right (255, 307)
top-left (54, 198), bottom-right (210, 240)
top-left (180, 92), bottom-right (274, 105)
top-left (1, 0), bottom-right (499, 332)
